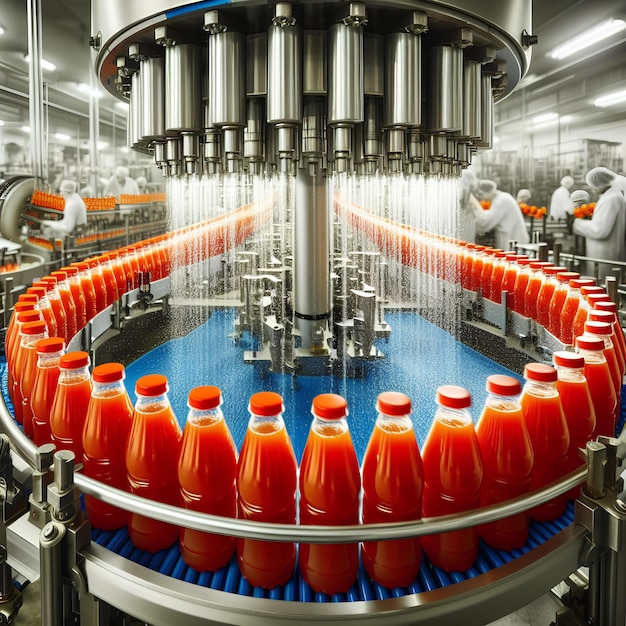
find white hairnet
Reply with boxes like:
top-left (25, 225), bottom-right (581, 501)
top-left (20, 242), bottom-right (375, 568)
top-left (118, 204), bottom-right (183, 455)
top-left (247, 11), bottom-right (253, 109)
top-left (59, 180), bottom-right (77, 194)
top-left (136, 176), bottom-right (147, 187)
top-left (115, 166), bottom-right (130, 178)
top-left (560, 176), bottom-right (574, 189)
top-left (585, 167), bottom-right (616, 190)
top-left (516, 189), bottom-right (531, 203)
top-left (570, 189), bottom-right (590, 205)
top-left (478, 179), bottom-right (497, 195)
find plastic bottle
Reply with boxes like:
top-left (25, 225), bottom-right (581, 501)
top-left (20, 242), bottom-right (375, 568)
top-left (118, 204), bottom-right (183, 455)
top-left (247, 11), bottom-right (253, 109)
top-left (520, 363), bottom-right (570, 522)
top-left (575, 335), bottom-right (617, 438)
top-left (488, 251), bottom-right (509, 303)
top-left (501, 255), bottom-right (528, 311)
top-left (595, 301), bottom-right (626, 376)
top-left (511, 258), bottom-right (533, 316)
top-left (589, 309), bottom-right (625, 379)
top-left (49, 351), bottom-right (92, 461)
top-left (459, 243), bottom-right (475, 290)
top-left (178, 386), bottom-right (237, 572)
top-left (553, 351), bottom-right (596, 500)
top-left (31, 337), bottom-right (65, 447)
top-left (126, 374), bottom-right (182, 552)
top-left (361, 391), bottom-right (423, 588)
top-left (421, 386), bottom-right (483, 572)
top-left (71, 262), bottom-right (98, 321)
top-left (86, 257), bottom-right (109, 312)
top-left (559, 278), bottom-right (596, 345)
top-left (6, 305), bottom-right (39, 398)
top-left (14, 320), bottom-right (48, 434)
top-left (39, 277), bottom-right (68, 343)
top-left (479, 248), bottom-right (499, 300)
top-left (60, 266), bottom-right (87, 331)
top-left (26, 285), bottom-right (57, 338)
top-left (50, 271), bottom-right (78, 341)
top-left (469, 245), bottom-right (486, 292)
top-left (522, 261), bottom-right (553, 319)
top-left (237, 391), bottom-right (297, 588)
top-left (82, 363), bottom-right (134, 530)
top-left (583, 320), bottom-right (621, 410)
top-left (93, 255), bottom-right (119, 305)
top-left (535, 266), bottom-right (567, 328)
top-left (299, 393), bottom-right (360, 595)
top-left (476, 375), bottom-right (533, 551)
top-left (547, 271), bottom-right (580, 337)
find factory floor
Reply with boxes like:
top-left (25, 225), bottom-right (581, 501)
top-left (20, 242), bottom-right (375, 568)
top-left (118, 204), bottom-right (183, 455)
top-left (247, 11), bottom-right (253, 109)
top-left (11, 578), bottom-right (565, 625)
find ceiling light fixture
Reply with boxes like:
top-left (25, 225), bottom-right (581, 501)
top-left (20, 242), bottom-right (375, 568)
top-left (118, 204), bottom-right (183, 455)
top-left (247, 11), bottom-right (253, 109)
top-left (24, 54), bottom-right (56, 72)
top-left (549, 18), bottom-right (626, 60)
top-left (54, 133), bottom-right (71, 141)
top-left (532, 112), bottom-right (559, 125)
top-left (78, 83), bottom-right (103, 98)
top-left (594, 89), bottom-right (626, 108)
top-left (21, 126), bottom-right (30, 133)
top-left (0, 26), bottom-right (5, 36)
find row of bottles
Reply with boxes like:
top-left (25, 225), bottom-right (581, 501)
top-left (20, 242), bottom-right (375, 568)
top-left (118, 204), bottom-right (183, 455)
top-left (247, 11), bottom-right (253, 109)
top-left (13, 341), bottom-right (608, 594)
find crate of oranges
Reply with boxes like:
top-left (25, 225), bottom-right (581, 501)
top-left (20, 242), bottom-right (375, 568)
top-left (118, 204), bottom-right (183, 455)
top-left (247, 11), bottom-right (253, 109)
top-left (573, 202), bottom-right (595, 219)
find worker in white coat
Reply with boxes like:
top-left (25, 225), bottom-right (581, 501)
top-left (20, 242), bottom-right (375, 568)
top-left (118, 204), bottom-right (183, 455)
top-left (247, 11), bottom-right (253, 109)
top-left (103, 166), bottom-right (139, 200)
top-left (473, 179), bottom-right (530, 250)
top-left (573, 167), bottom-right (626, 280)
top-left (549, 176), bottom-right (574, 220)
top-left (40, 180), bottom-right (87, 237)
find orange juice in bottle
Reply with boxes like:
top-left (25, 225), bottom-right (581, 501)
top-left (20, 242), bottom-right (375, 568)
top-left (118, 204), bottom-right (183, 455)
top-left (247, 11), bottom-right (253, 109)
top-left (237, 391), bottom-right (297, 588)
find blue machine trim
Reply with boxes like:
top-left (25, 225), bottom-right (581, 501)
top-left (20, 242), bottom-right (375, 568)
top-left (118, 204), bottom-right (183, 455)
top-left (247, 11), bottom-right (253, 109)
top-left (165, 0), bottom-right (231, 19)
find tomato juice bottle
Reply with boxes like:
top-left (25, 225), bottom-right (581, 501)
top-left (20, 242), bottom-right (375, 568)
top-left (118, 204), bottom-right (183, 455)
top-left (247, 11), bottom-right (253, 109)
top-left (27, 285), bottom-right (57, 338)
top-left (575, 335), bottom-right (617, 438)
top-left (71, 262), bottom-right (98, 321)
top-left (553, 351), bottom-right (596, 500)
top-left (559, 279), bottom-right (595, 345)
top-left (50, 271), bottom-right (78, 340)
top-left (299, 393), bottom-right (361, 595)
top-left (511, 258), bottom-right (533, 315)
top-left (520, 363), bottom-right (570, 522)
top-left (126, 374), bottom-right (182, 552)
top-left (547, 272), bottom-right (579, 337)
top-left (49, 351), bottom-right (92, 461)
top-left (476, 375), bottom-right (533, 551)
top-left (60, 266), bottom-right (87, 331)
top-left (536, 267), bottom-right (567, 328)
top-left (39, 277), bottom-right (68, 343)
top-left (589, 309), bottom-right (625, 378)
top-left (522, 262), bottom-right (553, 319)
top-left (488, 251), bottom-right (508, 303)
top-left (361, 391), bottom-right (423, 588)
top-left (421, 386), bottom-right (482, 572)
top-left (83, 363), bottom-right (134, 530)
top-left (31, 337), bottom-right (65, 447)
top-left (583, 321), bottom-right (621, 407)
top-left (237, 391), bottom-right (297, 588)
top-left (178, 386), bottom-right (238, 572)
top-left (595, 301), bottom-right (626, 376)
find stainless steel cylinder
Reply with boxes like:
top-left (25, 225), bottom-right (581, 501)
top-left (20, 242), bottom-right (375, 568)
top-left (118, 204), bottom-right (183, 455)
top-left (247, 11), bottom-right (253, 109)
top-left (302, 99), bottom-right (325, 155)
top-left (140, 56), bottom-right (165, 140)
top-left (328, 22), bottom-right (363, 125)
top-left (462, 59), bottom-right (482, 140)
top-left (129, 70), bottom-right (142, 147)
top-left (385, 128), bottom-right (405, 155)
top-left (165, 43), bottom-right (202, 132)
top-left (425, 45), bottom-right (463, 133)
top-left (303, 31), bottom-right (326, 95)
top-left (246, 34), bottom-right (266, 97)
top-left (363, 97), bottom-right (382, 159)
top-left (244, 98), bottom-right (264, 161)
top-left (267, 15), bottom-right (302, 124)
top-left (208, 31), bottom-right (246, 127)
top-left (364, 34), bottom-right (384, 97)
top-left (294, 165), bottom-right (330, 344)
top-left (384, 32), bottom-right (421, 128)
top-left (476, 73), bottom-right (494, 148)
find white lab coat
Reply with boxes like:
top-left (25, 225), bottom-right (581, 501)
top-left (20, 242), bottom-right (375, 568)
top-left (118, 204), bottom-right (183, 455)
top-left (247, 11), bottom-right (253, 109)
top-left (473, 191), bottom-right (530, 250)
top-left (549, 185), bottom-right (574, 221)
top-left (573, 186), bottom-right (626, 277)
top-left (41, 192), bottom-right (87, 237)
top-left (103, 175), bottom-right (140, 200)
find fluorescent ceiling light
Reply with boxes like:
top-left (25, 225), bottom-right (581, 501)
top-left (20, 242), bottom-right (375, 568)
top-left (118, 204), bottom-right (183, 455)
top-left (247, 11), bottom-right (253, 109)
top-left (0, 26), bottom-right (5, 36)
top-left (0, 120), bottom-right (4, 126)
top-left (21, 126), bottom-right (30, 133)
top-left (550, 18), bottom-right (626, 60)
top-left (594, 89), bottom-right (626, 108)
top-left (532, 112), bottom-right (559, 125)
top-left (114, 101), bottom-right (129, 111)
top-left (54, 133), bottom-right (71, 141)
top-left (24, 54), bottom-right (56, 72)
top-left (78, 83), bottom-right (103, 98)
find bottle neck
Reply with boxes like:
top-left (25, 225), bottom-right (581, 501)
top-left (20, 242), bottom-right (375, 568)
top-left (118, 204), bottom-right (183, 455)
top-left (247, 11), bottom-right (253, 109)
top-left (248, 411), bottom-right (285, 434)
top-left (577, 348), bottom-right (606, 364)
top-left (312, 414), bottom-right (348, 436)
top-left (555, 365), bottom-right (586, 383)
top-left (376, 412), bottom-right (412, 431)
top-left (92, 379), bottom-right (127, 398)
top-left (523, 379), bottom-right (558, 397)
top-left (58, 365), bottom-right (90, 384)
top-left (187, 406), bottom-right (223, 426)
top-left (37, 350), bottom-right (64, 367)
top-left (135, 392), bottom-right (170, 413)
top-left (485, 393), bottom-right (521, 411)
top-left (434, 405), bottom-right (472, 427)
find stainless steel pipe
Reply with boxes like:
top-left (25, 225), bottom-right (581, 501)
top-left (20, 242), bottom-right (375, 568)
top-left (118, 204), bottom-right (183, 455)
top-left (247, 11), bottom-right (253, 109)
top-left (165, 43), bottom-right (202, 132)
top-left (426, 45), bottom-right (463, 133)
top-left (140, 56), bottom-right (165, 141)
top-left (384, 32), bottom-right (421, 129)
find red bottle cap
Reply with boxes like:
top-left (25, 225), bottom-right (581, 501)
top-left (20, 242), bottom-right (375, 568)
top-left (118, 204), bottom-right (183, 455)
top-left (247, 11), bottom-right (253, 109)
top-left (17, 294), bottom-right (39, 303)
top-left (188, 385), bottom-right (222, 411)
top-left (589, 310), bottom-right (616, 324)
top-left (595, 301), bottom-right (617, 313)
top-left (26, 286), bottom-right (47, 298)
top-left (21, 320), bottom-right (47, 335)
top-left (50, 270), bottom-right (68, 281)
top-left (41, 276), bottom-right (58, 286)
top-left (587, 293), bottom-right (611, 306)
top-left (575, 336), bottom-right (605, 352)
top-left (60, 266), bottom-right (79, 277)
top-left (517, 258), bottom-right (532, 266)
top-left (569, 278), bottom-right (595, 289)
top-left (249, 391), bottom-right (283, 416)
top-left (60, 351), bottom-right (90, 369)
top-left (553, 351), bottom-right (585, 369)
top-left (486, 374), bottom-right (522, 396)
top-left (530, 261), bottom-right (553, 270)
top-left (543, 266), bottom-right (567, 276)
top-left (377, 391), bottom-right (412, 416)
top-left (35, 337), bottom-right (65, 354)
top-left (585, 320), bottom-right (612, 335)
top-left (32, 280), bottom-right (53, 292)
top-left (580, 285), bottom-right (605, 296)
top-left (524, 362), bottom-right (557, 383)
top-left (74, 262), bottom-right (90, 272)
top-left (556, 271), bottom-right (579, 282)
top-left (136, 374), bottom-right (168, 396)
top-left (436, 385), bottom-right (471, 409)
top-left (14, 302), bottom-right (35, 313)
top-left (92, 362), bottom-right (125, 383)
top-left (312, 393), bottom-right (348, 419)
top-left (17, 310), bottom-right (41, 323)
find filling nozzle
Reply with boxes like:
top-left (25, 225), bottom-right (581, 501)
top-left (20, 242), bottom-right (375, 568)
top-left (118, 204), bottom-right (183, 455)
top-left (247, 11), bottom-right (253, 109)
top-left (181, 132), bottom-right (200, 175)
